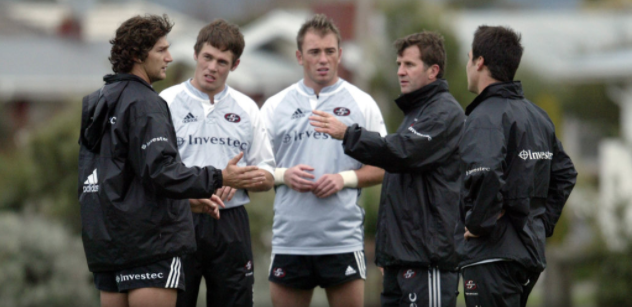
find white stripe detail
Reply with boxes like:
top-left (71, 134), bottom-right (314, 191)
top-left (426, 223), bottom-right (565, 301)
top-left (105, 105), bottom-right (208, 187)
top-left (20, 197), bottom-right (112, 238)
top-left (428, 269), bottom-right (432, 307)
top-left (268, 254), bottom-right (276, 277)
top-left (433, 268), bottom-right (437, 307)
top-left (360, 251), bottom-right (366, 278)
top-left (437, 268), bottom-right (441, 307)
top-left (168, 257), bottom-right (177, 288)
top-left (165, 257), bottom-right (177, 288)
top-left (171, 257), bottom-right (181, 288)
top-left (353, 251), bottom-right (366, 279)
top-left (460, 258), bottom-right (508, 269)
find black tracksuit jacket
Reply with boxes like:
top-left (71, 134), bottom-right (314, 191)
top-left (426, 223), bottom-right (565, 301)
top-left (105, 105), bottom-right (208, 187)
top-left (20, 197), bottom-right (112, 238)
top-left (78, 74), bottom-right (223, 272)
top-left (343, 79), bottom-right (465, 270)
top-left (456, 81), bottom-right (577, 272)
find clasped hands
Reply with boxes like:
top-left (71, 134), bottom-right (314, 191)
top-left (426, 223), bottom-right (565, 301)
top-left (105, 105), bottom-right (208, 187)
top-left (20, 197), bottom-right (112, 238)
top-left (278, 110), bottom-right (349, 198)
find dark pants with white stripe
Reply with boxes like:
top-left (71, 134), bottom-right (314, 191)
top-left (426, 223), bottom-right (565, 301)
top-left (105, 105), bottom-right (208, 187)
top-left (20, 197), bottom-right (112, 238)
top-left (176, 207), bottom-right (254, 307)
top-left (93, 256), bottom-right (185, 292)
top-left (381, 266), bottom-right (459, 307)
top-left (461, 261), bottom-right (540, 307)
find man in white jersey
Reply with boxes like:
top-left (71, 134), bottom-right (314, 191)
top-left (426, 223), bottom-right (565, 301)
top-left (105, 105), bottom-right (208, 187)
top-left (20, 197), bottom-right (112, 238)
top-left (160, 19), bottom-right (275, 307)
top-left (261, 14), bottom-right (386, 307)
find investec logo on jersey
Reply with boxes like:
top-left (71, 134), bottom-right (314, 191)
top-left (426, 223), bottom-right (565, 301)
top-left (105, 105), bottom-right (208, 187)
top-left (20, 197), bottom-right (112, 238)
top-left (181, 135), bottom-right (249, 150)
top-left (282, 130), bottom-right (331, 143)
top-left (518, 149), bottom-right (553, 160)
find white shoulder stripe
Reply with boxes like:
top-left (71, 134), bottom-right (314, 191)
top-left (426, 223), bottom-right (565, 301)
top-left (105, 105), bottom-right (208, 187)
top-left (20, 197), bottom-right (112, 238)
top-left (159, 83), bottom-right (187, 107)
top-left (342, 82), bottom-right (373, 103)
top-left (340, 81), bottom-right (387, 136)
top-left (229, 86), bottom-right (261, 118)
top-left (261, 83), bottom-right (297, 113)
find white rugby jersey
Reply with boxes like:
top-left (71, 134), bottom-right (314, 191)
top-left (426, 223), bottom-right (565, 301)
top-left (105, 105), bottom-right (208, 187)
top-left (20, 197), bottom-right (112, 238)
top-left (261, 79), bottom-right (387, 255)
top-left (160, 80), bottom-right (275, 209)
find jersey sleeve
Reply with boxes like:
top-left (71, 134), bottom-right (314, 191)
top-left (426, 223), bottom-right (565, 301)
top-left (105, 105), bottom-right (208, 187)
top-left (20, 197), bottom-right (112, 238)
top-left (244, 104), bottom-right (276, 176)
top-left (345, 84), bottom-right (387, 136)
top-left (363, 97), bottom-right (387, 136)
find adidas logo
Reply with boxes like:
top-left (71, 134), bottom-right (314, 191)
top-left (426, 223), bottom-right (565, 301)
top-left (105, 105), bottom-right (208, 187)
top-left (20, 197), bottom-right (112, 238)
top-left (83, 169), bottom-right (99, 193)
top-left (291, 108), bottom-right (306, 119)
top-left (345, 265), bottom-right (357, 276)
top-left (182, 112), bottom-right (198, 123)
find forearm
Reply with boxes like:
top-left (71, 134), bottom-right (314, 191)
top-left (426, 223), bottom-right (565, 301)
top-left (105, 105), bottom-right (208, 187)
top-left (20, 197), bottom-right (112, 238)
top-left (146, 159), bottom-right (222, 199)
top-left (343, 124), bottom-right (448, 173)
top-left (247, 171), bottom-right (274, 192)
top-left (353, 165), bottom-right (384, 188)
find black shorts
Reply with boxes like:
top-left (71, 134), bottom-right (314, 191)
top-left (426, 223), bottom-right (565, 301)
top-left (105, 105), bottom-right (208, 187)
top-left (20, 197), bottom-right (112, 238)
top-left (381, 266), bottom-right (459, 307)
top-left (461, 261), bottom-right (540, 307)
top-left (176, 206), bottom-right (254, 307)
top-left (268, 251), bottom-right (366, 289)
top-left (93, 256), bottom-right (185, 293)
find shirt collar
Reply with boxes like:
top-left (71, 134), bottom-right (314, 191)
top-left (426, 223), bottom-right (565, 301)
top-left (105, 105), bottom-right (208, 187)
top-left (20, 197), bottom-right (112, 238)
top-left (185, 79), bottom-right (229, 102)
top-left (298, 78), bottom-right (343, 96)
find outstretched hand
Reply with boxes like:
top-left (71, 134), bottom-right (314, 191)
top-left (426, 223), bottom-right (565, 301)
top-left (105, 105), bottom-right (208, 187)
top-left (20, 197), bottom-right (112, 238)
top-left (222, 152), bottom-right (266, 189)
top-left (190, 195), bottom-right (225, 219)
top-left (215, 186), bottom-right (237, 202)
top-left (309, 110), bottom-right (347, 140)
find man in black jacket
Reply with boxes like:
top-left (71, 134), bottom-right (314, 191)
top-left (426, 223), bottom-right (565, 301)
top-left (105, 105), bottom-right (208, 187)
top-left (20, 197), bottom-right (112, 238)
top-left (457, 25), bottom-right (577, 307)
top-left (78, 15), bottom-right (265, 307)
top-left (311, 31), bottom-right (465, 307)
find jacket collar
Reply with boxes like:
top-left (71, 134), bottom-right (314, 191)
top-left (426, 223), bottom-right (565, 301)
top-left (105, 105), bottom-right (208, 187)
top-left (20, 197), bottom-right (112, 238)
top-left (465, 81), bottom-right (524, 115)
top-left (395, 79), bottom-right (449, 114)
top-left (103, 73), bottom-right (155, 92)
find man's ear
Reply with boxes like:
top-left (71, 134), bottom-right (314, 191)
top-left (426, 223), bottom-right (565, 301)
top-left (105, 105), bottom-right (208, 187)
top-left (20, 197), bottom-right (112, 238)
top-left (134, 57), bottom-right (143, 64)
top-left (428, 64), bottom-right (440, 80)
top-left (231, 58), bottom-right (241, 71)
top-left (475, 56), bottom-right (485, 71)
top-left (337, 47), bottom-right (343, 64)
top-left (296, 50), bottom-right (303, 66)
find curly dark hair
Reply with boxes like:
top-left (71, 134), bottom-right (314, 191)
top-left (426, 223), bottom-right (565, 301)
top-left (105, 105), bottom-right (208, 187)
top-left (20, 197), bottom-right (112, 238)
top-left (109, 14), bottom-right (174, 73)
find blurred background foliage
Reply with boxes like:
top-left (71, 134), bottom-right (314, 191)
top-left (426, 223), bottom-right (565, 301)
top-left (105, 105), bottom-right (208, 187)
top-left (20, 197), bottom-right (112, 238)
top-left (0, 0), bottom-right (630, 306)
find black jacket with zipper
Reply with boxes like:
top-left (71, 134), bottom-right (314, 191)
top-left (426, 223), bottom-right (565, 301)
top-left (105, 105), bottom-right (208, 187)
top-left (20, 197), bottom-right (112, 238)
top-left (456, 81), bottom-right (577, 272)
top-left (342, 79), bottom-right (465, 270)
top-left (78, 74), bottom-right (223, 272)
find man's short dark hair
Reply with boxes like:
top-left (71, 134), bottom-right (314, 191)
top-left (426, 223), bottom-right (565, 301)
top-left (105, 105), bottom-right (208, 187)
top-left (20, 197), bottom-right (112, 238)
top-left (194, 19), bottom-right (245, 66)
top-left (472, 25), bottom-right (523, 82)
top-left (296, 14), bottom-right (341, 51)
top-left (109, 14), bottom-right (173, 73)
top-left (394, 31), bottom-right (447, 79)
